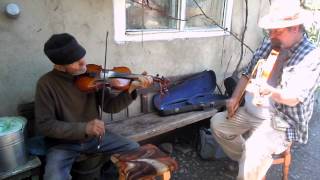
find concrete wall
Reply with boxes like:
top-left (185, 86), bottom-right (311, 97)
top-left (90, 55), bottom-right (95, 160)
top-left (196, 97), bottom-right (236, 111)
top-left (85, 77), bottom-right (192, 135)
top-left (0, 0), bottom-right (269, 115)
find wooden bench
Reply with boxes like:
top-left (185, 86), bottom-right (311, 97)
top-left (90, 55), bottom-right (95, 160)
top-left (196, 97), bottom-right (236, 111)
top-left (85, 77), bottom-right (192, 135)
top-left (109, 109), bottom-right (217, 142)
top-left (104, 73), bottom-right (222, 142)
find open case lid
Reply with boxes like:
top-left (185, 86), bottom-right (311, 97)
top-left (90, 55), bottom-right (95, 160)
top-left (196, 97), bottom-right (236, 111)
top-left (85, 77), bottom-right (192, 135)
top-left (0, 116), bottom-right (26, 136)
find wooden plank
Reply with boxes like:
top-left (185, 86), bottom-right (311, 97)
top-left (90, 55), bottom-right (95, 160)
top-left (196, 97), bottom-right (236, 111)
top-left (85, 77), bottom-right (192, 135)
top-left (108, 109), bottom-right (217, 142)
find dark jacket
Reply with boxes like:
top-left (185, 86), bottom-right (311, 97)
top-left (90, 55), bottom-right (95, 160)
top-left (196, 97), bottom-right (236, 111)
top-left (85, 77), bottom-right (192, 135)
top-left (35, 69), bottom-right (136, 141)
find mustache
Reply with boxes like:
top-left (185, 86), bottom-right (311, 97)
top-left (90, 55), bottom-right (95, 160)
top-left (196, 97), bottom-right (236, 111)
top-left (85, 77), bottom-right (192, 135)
top-left (271, 38), bottom-right (281, 50)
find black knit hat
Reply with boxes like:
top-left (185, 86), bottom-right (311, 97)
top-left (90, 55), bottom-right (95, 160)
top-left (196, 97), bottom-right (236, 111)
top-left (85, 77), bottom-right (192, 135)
top-left (44, 33), bottom-right (86, 65)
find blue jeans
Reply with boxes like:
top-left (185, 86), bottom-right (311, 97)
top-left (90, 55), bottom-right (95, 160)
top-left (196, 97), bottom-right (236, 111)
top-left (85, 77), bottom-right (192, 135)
top-left (43, 131), bottom-right (139, 180)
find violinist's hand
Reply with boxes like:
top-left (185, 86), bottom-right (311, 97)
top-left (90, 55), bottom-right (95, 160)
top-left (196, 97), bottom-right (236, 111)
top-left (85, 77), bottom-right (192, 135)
top-left (128, 75), bottom-right (153, 93)
top-left (85, 119), bottom-right (105, 137)
top-left (226, 98), bottom-right (238, 119)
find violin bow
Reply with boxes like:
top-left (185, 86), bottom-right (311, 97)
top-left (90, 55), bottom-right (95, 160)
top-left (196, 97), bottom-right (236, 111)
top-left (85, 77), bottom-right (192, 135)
top-left (97, 31), bottom-right (109, 149)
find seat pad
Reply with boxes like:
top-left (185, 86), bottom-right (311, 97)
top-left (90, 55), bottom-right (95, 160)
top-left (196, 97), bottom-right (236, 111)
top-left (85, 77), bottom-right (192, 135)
top-left (111, 144), bottom-right (178, 180)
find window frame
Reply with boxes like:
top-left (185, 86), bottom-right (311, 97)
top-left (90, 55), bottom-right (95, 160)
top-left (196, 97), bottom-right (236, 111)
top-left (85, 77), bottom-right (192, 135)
top-left (113, 0), bottom-right (234, 43)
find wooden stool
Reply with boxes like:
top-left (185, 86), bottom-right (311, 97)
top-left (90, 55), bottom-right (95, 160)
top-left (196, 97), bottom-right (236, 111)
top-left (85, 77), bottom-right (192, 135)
top-left (111, 144), bottom-right (178, 180)
top-left (263, 142), bottom-right (292, 180)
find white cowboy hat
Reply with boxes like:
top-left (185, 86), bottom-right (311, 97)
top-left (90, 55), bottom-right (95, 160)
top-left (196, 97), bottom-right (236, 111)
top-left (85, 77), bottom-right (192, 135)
top-left (259, 0), bottom-right (307, 29)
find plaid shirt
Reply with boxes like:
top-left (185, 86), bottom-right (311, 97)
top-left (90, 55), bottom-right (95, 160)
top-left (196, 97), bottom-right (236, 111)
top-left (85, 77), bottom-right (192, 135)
top-left (243, 35), bottom-right (320, 144)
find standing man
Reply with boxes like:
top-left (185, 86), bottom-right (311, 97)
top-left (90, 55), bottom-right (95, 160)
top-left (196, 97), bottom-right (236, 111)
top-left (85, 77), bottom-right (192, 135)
top-left (211, 1), bottom-right (320, 179)
top-left (35, 33), bottom-right (153, 180)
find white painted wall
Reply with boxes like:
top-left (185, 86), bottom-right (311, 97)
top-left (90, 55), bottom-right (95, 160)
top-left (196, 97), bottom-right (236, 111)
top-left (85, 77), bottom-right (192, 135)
top-left (0, 0), bottom-right (268, 115)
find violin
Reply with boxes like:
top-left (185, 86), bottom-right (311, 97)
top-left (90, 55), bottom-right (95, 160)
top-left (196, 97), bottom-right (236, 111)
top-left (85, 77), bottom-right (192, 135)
top-left (75, 64), bottom-right (169, 95)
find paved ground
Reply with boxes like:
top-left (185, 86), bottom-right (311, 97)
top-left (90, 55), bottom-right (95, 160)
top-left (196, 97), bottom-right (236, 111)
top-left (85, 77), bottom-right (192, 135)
top-left (169, 91), bottom-right (320, 180)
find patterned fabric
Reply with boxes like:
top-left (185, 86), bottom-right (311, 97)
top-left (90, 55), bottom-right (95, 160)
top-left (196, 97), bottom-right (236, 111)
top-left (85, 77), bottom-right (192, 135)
top-left (111, 144), bottom-right (178, 180)
top-left (243, 35), bottom-right (320, 144)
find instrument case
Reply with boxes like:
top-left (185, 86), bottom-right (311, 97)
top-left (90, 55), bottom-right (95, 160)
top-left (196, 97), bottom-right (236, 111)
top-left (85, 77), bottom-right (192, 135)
top-left (153, 70), bottom-right (227, 116)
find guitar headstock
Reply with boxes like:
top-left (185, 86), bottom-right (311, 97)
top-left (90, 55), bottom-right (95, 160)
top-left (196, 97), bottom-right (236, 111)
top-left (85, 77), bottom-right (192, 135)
top-left (152, 74), bottom-right (170, 95)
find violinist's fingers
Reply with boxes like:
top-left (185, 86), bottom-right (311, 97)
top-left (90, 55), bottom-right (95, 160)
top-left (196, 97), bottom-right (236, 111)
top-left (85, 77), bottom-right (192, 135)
top-left (137, 77), bottom-right (146, 88)
top-left (145, 76), bottom-right (153, 86)
top-left (97, 127), bottom-right (105, 136)
top-left (96, 122), bottom-right (105, 133)
top-left (92, 126), bottom-right (104, 137)
top-left (130, 80), bottom-right (139, 88)
top-left (86, 119), bottom-right (105, 137)
top-left (128, 76), bottom-right (153, 93)
top-left (138, 76), bottom-right (153, 88)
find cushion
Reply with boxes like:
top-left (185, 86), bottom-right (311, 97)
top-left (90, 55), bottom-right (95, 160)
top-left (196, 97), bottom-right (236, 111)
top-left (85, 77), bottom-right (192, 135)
top-left (111, 144), bottom-right (178, 180)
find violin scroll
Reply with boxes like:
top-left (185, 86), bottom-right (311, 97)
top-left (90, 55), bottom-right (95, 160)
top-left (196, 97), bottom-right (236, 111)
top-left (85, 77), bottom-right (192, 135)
top-left (153, 74), bottom-right (170, 95)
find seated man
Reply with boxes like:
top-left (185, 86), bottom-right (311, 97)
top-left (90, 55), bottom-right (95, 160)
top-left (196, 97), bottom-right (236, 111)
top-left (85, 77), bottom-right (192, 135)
top-left (35, 33), bottom-right (153, 180)
top-left (210, 1), bottom-right (320, 179)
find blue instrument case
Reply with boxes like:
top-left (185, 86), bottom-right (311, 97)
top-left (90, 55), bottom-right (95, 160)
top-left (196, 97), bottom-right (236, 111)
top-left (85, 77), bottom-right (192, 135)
top-left (153, 70), bottom-right (227, 116)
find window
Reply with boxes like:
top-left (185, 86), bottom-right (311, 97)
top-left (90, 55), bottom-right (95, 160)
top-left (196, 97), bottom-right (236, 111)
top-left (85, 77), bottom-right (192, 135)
top-left (113, 0), bottom-right (234, 43)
